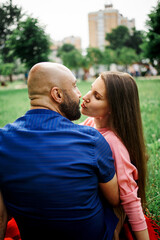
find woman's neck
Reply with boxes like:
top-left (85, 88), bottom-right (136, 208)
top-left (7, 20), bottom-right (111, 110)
top-left (94, 116), bottom-right (112, 129)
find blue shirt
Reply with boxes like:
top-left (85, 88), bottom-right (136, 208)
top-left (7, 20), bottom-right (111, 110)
top-left (0, 109), bottom-right (116, 239)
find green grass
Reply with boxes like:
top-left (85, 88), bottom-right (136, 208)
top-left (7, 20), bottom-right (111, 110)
top-left (0, 79), bottom-right (160, 223)
top-left (136, 80), bottom-right (160, 222)
top-left (0, 88), bottom-right (29, 127)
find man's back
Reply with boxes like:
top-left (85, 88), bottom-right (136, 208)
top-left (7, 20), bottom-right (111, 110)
top-left (0, 109), bottom-right (115, 239)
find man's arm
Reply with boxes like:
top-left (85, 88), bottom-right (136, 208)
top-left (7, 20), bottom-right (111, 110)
top-left (0, 191), bottom-right (8, 240)
top-left (99, 174), bottom-right (120, 207)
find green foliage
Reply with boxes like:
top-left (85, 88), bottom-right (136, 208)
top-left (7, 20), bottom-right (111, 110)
top-left (7, 17), bottom-right (51, 69)
top-left (106, 25), bottom-right (130, 50)
top-left (0, 63), bottom-right (14, 76)
top-left (80, 54), bottom-right (91, 71)
top-left (141, 1), bottom-right (160, 72)
top-left (57, 45), bottom-right (104, 74)
top-left (86, 47), bottom-right (103, 65)
top-left (126, 28), bottom-right (145, 55)
top-left (63, 50), bottom-right (82, 70)
top-left (58, 44), bottom-right (82, 70)
top-left (57, 43), bottom-right (76, 57)
top-left (118, 47), bottom-right (139, 68)
top-left (102, 47), bottom-right (139, 70)
top-left (86, 47), bottom-right (103, 73)
top-left (106, 26), bottom-right (144, 55)
top-left (0, 1), bottom-right (22, 63)
top-left (102, 48), bottom-right (117, 66)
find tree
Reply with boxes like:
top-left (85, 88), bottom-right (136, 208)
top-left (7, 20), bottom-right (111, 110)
top-left (80, 54), bottom-right (92, 80)
top-left (126, 28), bottom-right (145, 55)
top-left (0, 63), bottom-right (14, 77)
top-left (57, 43), bottom-right (82, 73)
top-left (61, 49), bottom-right (82, 71)
top-left (118, 47), bottom-right (139, 71)
top-left (141, 1), bottom-right (160, 73)
top-left (86, 47), bottom-right (103, 75)
top-left (7, 17), bottom-right (51, 69)
top-left (106, 26), bottom-right (144, 56)
top-left (0, 0), bottom-right (22, 62)
top-left (106, 26), bottom-right (130, 50)
top-left (57, 43), bottom-right (75, 57)
top-left (0, 0), bottom-right (22, 81)
top-left (102, 48), bottom-right (117, 69)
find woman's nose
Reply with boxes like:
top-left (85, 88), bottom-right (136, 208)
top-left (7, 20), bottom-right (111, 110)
top-left (82, 92), bottom-right (90, 102)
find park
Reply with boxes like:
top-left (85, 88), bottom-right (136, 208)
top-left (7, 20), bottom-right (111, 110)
top-left (0, 0), bottom-right (160, 239)
top-left (0, 77), bottom-right (160, 226)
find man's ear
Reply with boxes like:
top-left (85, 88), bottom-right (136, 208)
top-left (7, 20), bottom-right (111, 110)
top-left (50, 87), bottom-right (63, 103)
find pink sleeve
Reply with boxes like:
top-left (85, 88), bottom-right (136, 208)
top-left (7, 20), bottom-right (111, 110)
top-left (106, 134), bottom-right (147, 231)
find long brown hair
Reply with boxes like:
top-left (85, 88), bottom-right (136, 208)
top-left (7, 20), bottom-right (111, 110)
top-left (101, 71), bottom-right (148, 207)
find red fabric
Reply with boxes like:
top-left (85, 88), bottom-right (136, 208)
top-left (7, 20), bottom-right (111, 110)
top-left (5, 214), bottom-right (160, 240)
top-left (4, 218), bottom-right (21, 240)
top-left (119, 222), bottom-right (134, 240)
top-left (145, 215), bottom-right (160, 240)
top-left (120, 214), bottom-right (160, 240)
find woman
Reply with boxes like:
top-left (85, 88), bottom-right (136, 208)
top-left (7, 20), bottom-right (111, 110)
top-left (81, 71), bottom-right (150, 240)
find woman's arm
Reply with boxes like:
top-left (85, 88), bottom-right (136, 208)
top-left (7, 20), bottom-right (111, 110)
top-left (0, 191), bottom-right (8, 240)
top-left (134, 229), bottom-right (150, 240)
top-left (105, 133), bottom-right (149, 238)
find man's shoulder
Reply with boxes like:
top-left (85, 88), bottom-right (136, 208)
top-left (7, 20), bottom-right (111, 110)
top-left (72, 122), bottom-right (101, 136)
top-left (72, 123), bottom-right (109, 146)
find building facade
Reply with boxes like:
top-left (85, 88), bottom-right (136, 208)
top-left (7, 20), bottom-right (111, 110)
top-left (88, 3), bottom-right (135, 49)
top-left (50, 36), bottom-right (81, 62)
top-left (51, 36), bottom-right (81, 51)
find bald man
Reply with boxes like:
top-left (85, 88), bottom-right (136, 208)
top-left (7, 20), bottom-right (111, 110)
top-left (27, 62), bottom-right (81, 121)
top-left (0, 62), bottom-right (119, 240)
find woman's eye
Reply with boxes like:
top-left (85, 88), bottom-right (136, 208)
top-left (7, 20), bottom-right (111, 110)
top-left (95, 95), bottom-right (100, 100)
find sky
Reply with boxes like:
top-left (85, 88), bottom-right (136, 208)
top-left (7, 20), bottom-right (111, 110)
top-left (1, 0), bottom-right (159, 49)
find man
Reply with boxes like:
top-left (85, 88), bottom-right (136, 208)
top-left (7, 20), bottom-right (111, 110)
top-left (0, 62), bottom-right (119, 240)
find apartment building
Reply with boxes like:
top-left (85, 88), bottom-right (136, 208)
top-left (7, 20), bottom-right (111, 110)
top-left (88, 3), bottom-right (135, 49)
top-left (52, 36), bottom-right (81, 51)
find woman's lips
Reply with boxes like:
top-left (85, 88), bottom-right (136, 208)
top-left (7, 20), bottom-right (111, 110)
top-left (81, 102), bottom-right (87, 108)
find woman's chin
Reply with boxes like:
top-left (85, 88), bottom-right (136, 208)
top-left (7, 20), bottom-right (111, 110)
top-left (81, 108), bottom-right (89, 116)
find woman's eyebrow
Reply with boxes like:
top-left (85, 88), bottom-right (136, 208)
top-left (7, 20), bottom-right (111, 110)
top-left (91, 85), bottom-right (103, 97)
top-left (95, 91), bottom-right (103, 97)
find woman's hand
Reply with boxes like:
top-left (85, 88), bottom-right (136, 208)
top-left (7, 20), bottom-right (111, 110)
top-left (134, 229), bottom-right (150, 240)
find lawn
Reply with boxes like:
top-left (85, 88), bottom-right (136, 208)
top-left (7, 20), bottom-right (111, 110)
top-left (0, 79), bottom-right (160, 223)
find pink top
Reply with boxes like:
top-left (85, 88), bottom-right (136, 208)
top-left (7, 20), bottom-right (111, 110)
top-left (82, 117), bottom-right (147, 231)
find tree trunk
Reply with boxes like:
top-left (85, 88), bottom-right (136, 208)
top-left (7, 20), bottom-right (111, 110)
top-left (9, 74), bottom-right (13, 82)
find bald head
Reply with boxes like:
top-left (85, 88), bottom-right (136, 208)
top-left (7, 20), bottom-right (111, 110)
top-left (28, 62), bottom-right (73, 97)
top-left (27, 62), bottom-right (81, 117)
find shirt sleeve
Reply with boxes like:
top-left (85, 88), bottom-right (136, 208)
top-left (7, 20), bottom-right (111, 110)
top-left (107, 135), bottom-right (147, 231)
top-left (94, 131), bottom-right (115, 183)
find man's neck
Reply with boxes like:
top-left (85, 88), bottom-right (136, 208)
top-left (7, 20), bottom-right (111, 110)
top-left (30, 101), bottom-right (61, 115)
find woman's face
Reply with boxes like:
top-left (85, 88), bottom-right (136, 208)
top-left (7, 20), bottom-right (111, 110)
top-left (81, 76), bottom-right (110, 118)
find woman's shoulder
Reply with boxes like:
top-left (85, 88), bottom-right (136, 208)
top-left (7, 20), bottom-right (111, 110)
top-left (102, 130), bottom-right (129, 157)
top-left (102, 130), bottom-right (122, 146)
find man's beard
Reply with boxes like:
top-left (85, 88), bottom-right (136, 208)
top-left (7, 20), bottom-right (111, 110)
top-left (59, 91), bottom-right (81, 121)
